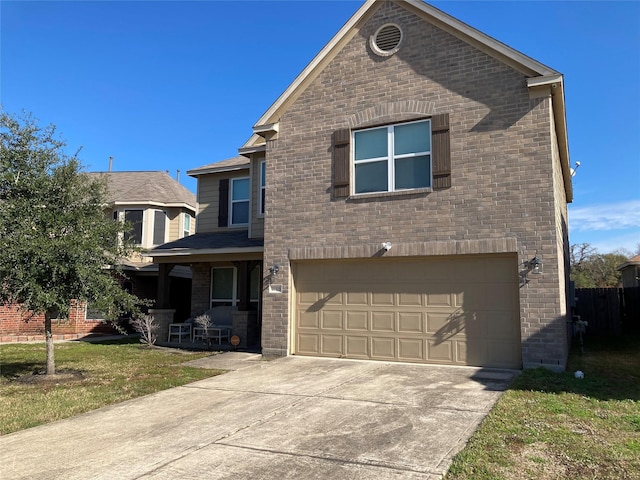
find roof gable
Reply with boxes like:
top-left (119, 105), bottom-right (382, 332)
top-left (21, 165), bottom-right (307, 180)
top-left (240, 0), bottom-right (571, 201)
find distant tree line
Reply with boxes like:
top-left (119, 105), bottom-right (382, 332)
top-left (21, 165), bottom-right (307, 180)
top-left (570, 243), bottom-right (639, 288)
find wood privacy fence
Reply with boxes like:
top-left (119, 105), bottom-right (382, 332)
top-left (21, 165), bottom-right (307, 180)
top-left (574, 287), bottom-right (640, 336)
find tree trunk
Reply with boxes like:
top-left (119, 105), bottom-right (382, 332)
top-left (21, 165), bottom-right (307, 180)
top-left (44, 311), bottom-right (55, 375)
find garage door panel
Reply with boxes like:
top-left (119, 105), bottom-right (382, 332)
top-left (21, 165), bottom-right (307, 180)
top-left (428, 340), bottom-right (454, 362)
top-left (371, 337), bottom-right (395, 359)
top-left (294, 255), bottom-right (521, 368)
top-left (324, 292), bottom-right (345, 306)
top-left (398, 338), bottom-right (424, 361)
top-left (321, 311), bottom-right (343, 330)
top-left (426, 292), bottom-right (453, 307)
top-left (457, 285), bottom-right (488, 309)
top-left (371, 291), bottom-right (394, 306)
top-left (298, 291), bottom-right (320, 304)
top-left (297, 334), bottom-right (320, 354)
top-left (486, 312), bottom-right (519, 339)
top-left (486, 341), bottom-right (520, 368)
top-left (426, 312), bottom-right (458, 335)
top-left (455, 258), bottom-right (486, 282)
top-left (345, 311), bottom-right (368, 330)
top-left (463, 340), bottom-right (488, 365)
top-left (422, 260), bottom-right (455, 281)
top-left (299, 310), bottom-right (320, 329)
top-left (371, 312), bottom-right (395, 332)
top-left (398, 312), bottom-right (423, 333)
top-left (345, 336), bottom-right (369, 357)
top-left (321, 335), bottom-right (343, 356)
top-left (486, 285), bottom-right (517, 311)
top-left (346, 291), bottom-right (368, 305)
top-left (486, 257), bottom-right (516, 282)
top-left (398, 292), bottom-right (423, 306)
top-left (464, 313), bottom-right (487, 337)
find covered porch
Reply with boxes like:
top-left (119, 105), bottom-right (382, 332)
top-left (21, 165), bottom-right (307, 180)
top-left (147, 231), bottom-right (264, 350)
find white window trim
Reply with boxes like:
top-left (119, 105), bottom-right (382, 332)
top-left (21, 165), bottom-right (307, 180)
top-left (151, 209), bottom-right (168, 246)
top-left (121, 208), bottom-right (145, 246)
top-left (182, 213), bottom-right (191, 238)
top-left (210, 266), bottom-right (238, 308)
top-left (352, 119), bottom-right (432, 195)
top-left (258, 160), bottom-right (266, 217)
top-left (229, 176), bottom-right (250, 227)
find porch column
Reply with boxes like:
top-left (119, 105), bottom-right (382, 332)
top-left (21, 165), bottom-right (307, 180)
top-left (157, 263), bottom-right (175, 309)
top-left (233, 261), bottom-right (259, 311)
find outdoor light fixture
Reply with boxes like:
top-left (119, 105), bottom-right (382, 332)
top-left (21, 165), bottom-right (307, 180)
top-left (382, 242), bottom-right (392, 251)
top-left (269, 265), bottom-right (280, 276)
top-left (529, 255), bottom-right (543, 274)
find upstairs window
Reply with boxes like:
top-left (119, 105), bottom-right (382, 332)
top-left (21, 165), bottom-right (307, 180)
top-left (230, 177), bottom-right (249, 226)
top-left (259, 161), bottom-right (266, 216)
top-left (353, 119), bottom-right (431, 194)
top-left (153, 210), bottom-right (166, 245)
top-left (123, 209), bottom-right (143, 245)
top-left (183, 214), bottom-right (191, 238)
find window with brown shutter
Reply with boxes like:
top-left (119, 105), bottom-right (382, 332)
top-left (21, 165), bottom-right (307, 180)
top-left (431, 113), bottom-right (451, 190)
top-left (218, 178), bottom-right (229, 227)
top-left (332, 128), bottom-right (350, 198)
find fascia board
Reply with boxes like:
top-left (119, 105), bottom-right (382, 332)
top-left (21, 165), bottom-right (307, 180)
top-left (238, 144), bottom-right (267, 156)
top-left (527, 75), bottom-right (573, 202)
top-left (144, 246), bottom-right (264, 258)
top-left (186, 164), bottom-right (250, 177)
top-left (111, 201), bottom-right (196, 212)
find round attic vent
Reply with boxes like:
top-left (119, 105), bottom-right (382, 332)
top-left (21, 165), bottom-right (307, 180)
top-left (370, 23), bottom-right (403, 57)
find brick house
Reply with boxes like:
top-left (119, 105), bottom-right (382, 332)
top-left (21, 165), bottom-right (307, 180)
top-left (0, 171), bottom-right (196, 339)
top-left (151, 0), bottom-right (572, 370)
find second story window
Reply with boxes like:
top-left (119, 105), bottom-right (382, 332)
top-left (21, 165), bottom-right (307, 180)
top-left (153, 210), bottom-right (166, 246)
top-left (259, 161), bottom-right (266, 216)
top-left (230, 177), bottom-right (249, 226)
top-left (353, 119), bottom-right (431, 194)
top-left (183, 213), bottom-right (191, 238)
top-left (123, 209), bottom-right (143, 245)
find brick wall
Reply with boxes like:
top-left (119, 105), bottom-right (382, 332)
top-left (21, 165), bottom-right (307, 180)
top-left (0, 302), bottom-right (117, 338)
top-left (260, 2), bottom-right (569, 368)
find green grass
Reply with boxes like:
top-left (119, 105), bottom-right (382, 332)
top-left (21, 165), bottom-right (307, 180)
top-left (446, 335), bottom-right (640, 480)
top-left (0, 338), bottom-right (224, 434)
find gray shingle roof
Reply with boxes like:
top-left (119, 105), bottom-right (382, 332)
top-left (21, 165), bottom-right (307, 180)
top-left (87, 171), bottom-right (196, 210)
top-left (152, 231), bottom-right (264, 252)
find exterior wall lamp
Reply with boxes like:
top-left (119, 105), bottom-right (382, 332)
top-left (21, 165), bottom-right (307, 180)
top-left (529, 255), bottom-right (543, 274)
top-left (269, 265), bottom-right (280, 276)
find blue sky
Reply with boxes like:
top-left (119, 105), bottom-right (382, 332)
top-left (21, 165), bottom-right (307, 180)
top-left (2, 1), bottom-right (639, 254)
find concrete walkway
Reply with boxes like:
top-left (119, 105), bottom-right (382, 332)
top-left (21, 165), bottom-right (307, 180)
top-left (0, 355), bottom-right (517, 479)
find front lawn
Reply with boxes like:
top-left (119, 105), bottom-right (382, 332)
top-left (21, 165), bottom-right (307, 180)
top-left (446, 335), bottom-right (640, 480)
top-left (0, 338), bottom-right (224, 435)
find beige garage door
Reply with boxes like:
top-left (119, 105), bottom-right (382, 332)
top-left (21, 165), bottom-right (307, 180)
top-left (293, 255), bottom-right (521, 369)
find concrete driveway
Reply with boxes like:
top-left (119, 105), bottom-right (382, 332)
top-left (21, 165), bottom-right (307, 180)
top-left (0, 355), bottom-right (517, 479)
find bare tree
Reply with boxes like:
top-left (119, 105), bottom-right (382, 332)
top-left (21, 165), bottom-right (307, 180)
top-left (130, 315), bottom-right (158, 346)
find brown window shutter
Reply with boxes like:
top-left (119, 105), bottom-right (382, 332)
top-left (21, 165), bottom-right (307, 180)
top-left (431, 113), bottom-right (451, 190)
top-left (332, 128), bottom-right (350, 198)
top-left (218, 178), bottom-right (229, 227)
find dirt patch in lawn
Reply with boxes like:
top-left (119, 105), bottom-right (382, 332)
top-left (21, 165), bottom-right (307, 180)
top-left (14, 369), bottom-right (85, 385)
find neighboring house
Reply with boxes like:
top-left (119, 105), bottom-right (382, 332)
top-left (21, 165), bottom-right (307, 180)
top-left (88, 171), bottom-right (197, 321)
top-left (0, 171), bottom-right (196, 339)
top-left (151, 0), bottom-right (573, 370)
top-left (618, 255), bottom-right (640, 288)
